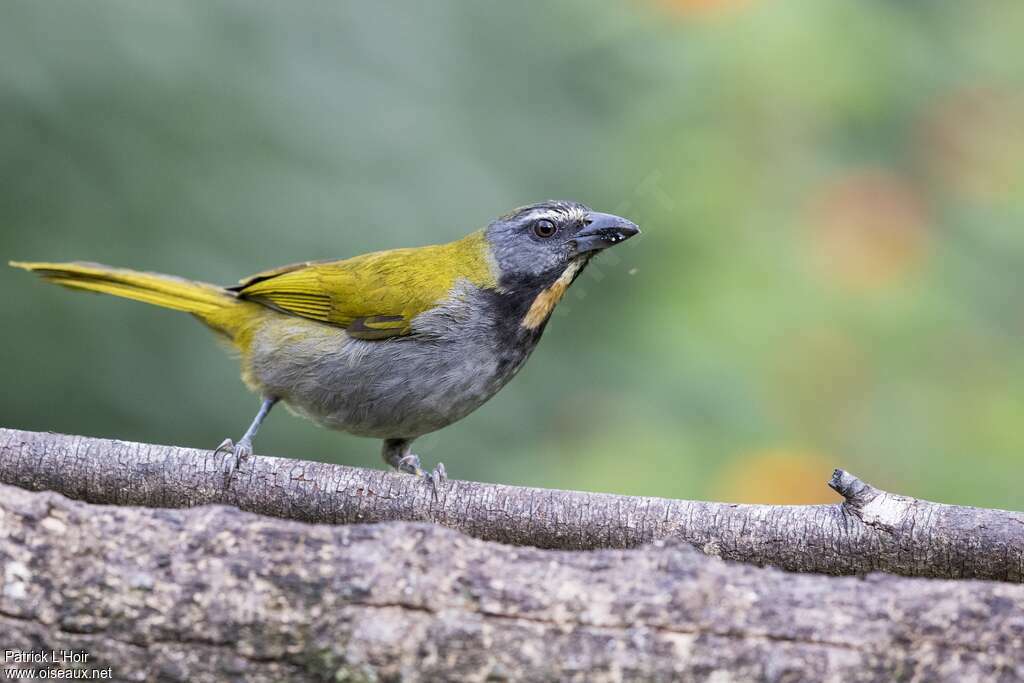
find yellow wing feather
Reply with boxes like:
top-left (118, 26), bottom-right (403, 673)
top-left (10, 230), bottom-right (497, 345)
top-left (234, 230), bottom-right (497, 339)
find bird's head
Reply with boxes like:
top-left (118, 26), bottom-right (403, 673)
top-left (482, 200), bottom-right (640, 331)
top-left (485, 200), bottom-right (640, 284)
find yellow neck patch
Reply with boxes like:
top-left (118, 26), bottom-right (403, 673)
top-left (521, 259), bottom-right (585, 330)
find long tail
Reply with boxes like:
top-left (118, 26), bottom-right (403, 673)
top-left (10, 261), bottom-right (235, 317)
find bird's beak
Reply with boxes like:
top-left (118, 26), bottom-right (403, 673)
top-left (572, 212), bottom-right (641, 255)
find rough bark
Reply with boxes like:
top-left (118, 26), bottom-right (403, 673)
top-left (1, 428), bottom-right (1022, 583)
top-left (2, 482), bottom-right (1023, 682)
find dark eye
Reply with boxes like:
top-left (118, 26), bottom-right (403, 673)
top-left (533, 219), bottom-right (557, 239)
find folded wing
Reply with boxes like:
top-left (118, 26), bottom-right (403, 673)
top-left (232, 234), bottom-right (495, 340)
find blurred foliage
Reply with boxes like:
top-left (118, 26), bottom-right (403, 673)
top-left (2, 0), bottom-right (1022, 508)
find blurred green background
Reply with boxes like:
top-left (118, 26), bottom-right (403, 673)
top-left (2, 0), bottom-right (1022, 508)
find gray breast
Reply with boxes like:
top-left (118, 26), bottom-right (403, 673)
top-left (245, 280), bottom-right (539, 439)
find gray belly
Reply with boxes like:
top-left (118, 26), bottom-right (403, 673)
top-left (243, 285), bottom-right (535, 439)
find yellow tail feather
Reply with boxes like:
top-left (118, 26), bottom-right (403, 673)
top-left (9, 261), bottom-right (233, 316)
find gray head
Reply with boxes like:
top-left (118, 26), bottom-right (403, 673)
top-left (485, 200), bottom-right (640, 286)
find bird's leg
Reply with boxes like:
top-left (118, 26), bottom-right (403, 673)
top-left (217, 397), bottom-right (279, 479)
top-left (382, 438), bottom-right (447, 495)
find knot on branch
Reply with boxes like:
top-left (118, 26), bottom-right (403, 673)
top-left (829, 469), bottom-right (880, 509)
top-left (830, 469), bottom-right (926, 535)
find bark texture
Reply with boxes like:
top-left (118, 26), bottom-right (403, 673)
top-left (1, 428), bottom-right (1022, 582)
top-left (2, 482), bottom-right (1023, 682)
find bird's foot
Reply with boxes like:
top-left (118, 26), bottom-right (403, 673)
top-left (396, 453), bottom-right (424, 475)
top-left (215, 437), bottom-right (253, 482)
top-left (397, 454), bottom-right (447, 499)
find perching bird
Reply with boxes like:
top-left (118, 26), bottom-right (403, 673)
top-left (11, 200), bottom-right (639, 482)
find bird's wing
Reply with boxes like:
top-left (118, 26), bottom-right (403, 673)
top-left (232, 235), bottom-right (495, 340)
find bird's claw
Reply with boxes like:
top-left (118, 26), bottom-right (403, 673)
top-left (397, 453), bottom-right (424, 476)
top-left (396, 454), bottom-right (447, 500)
top-left (216, 438), bottom-right (253, 482)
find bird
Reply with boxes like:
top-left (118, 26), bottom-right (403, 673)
top-left (11, 200), bottom-right (640, 484)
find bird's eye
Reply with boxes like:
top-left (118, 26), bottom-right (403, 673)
top-left (533, 219), bottom-right (557, 239)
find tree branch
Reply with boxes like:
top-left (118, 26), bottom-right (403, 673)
top-left (1, 482), bottom-right (1022, 682)
top-left (1, 427), bottom-right (1022, 582)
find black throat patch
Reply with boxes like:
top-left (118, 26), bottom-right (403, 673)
top-left (482, 259), bottom-right (590, 343)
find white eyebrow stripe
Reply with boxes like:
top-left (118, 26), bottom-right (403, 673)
top-left (523, 209), bottom-right (560, 222)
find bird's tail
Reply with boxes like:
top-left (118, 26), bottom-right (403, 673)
top-left (9, 261), bottom-right (235, 317)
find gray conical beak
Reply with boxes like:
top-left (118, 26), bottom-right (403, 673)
top-left (572, 212), bottom-right (641, 254)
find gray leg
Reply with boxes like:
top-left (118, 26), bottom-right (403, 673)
top-left (217, 397), bottom-right (279, 479)
top-left (382, 438), bottom-right (447, 495)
